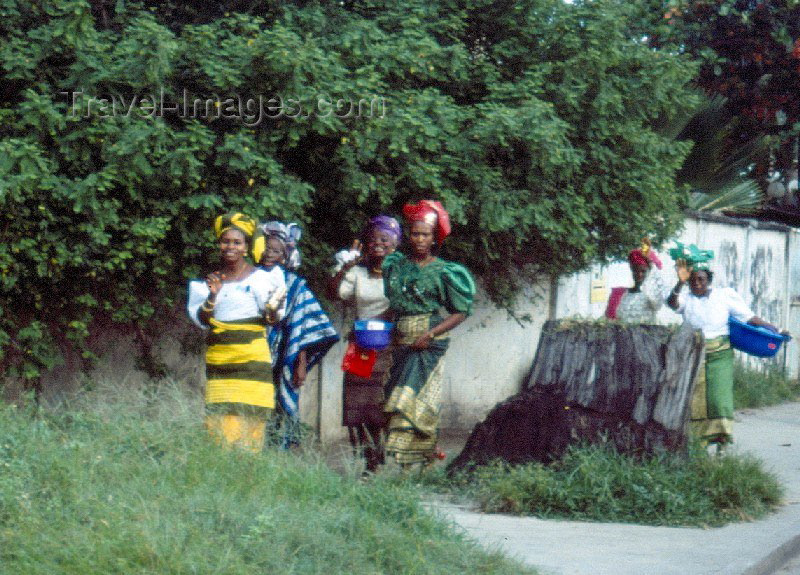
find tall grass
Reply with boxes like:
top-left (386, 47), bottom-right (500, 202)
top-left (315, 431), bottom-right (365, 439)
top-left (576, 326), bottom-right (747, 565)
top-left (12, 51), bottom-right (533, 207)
top-left (0, 380), bottom-right (534, 575)
top-left (407, 359), bottom-right (796, 528)
top-left (734, 360), bottom-right (800, 409)
top-left (423, 443), bottom-right (783, 528)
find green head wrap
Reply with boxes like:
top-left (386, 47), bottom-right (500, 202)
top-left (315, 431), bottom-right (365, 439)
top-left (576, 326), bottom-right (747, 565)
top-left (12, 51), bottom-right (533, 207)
top-left (691, 261), bottom-right (712, 272)
top-left (668, 242), bottom-right (714, 270)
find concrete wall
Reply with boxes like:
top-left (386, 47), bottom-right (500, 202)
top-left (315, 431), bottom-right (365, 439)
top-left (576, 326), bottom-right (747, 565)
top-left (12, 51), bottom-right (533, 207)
top-left (299, 282), bottom-right (551, 443)
top-left (301, 214), bottom-right (800, 441)
top-left (33, 213), bottom-right (792, 440)
top-left (298, 212), bottom-right (800, 442)
top-left (556, 212), bottom-right (800, 376)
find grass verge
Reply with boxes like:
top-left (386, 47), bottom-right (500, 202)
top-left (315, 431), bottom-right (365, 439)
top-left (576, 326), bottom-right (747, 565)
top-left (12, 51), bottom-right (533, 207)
top-left (734, 360), bottom-right (800, 409)
top-left (419, 443), bottom-right (783, 528)
top-left (406, 358), bottom-right (796, 528)
top-left (0, 381), bottom-right (534, 575)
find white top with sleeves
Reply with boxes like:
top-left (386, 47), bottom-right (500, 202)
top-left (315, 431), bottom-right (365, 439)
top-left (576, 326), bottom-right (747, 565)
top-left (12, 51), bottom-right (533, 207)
top-left (187, 267), bottom-right (286, 329)
top-left (617, 269), bottom-right (668, 324)
top-left (675, 286), bottom-right (754, 339)
top-left (337, 265), bottom-right (389, 320)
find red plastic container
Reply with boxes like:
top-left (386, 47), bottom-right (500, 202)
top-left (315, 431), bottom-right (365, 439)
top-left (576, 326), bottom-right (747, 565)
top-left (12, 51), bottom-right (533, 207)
top-left (341, 342), bottom-right (377, 377)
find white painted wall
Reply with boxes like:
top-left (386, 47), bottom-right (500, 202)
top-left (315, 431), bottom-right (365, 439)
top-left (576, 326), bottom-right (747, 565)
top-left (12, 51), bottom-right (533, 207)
top-left (32, 214), bottom-right (796, 437)
top-left (295, 212), bottom-right (800, 441)
top-left (556, 212), bottom-right (799, 376)
top-left (438, 282), bottom-right (550, 428)
top-left (298, 282), bottom-right (551, 442)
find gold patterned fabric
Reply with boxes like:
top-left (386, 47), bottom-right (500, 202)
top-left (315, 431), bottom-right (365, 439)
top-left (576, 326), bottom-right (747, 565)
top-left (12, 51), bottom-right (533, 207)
top-left (384, 314), bottom-right (448, 465)
top-left (205, 413), bottom-right (267, 453)
top-left (385, 355), bottom-right (444, 436)
top-left (395, 314), bottom-right (447, 345)
top-left (382, 252), bottom-right (475, 467)
top-left (384, 428), bottom-right (438, 465)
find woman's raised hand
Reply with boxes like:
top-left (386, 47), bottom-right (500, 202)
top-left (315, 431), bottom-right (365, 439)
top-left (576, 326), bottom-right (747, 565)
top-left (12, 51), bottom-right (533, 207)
top-left (675, 259), bottom-right (691, 283)
top-left (206, 272), bottom-right (223, 297)
top-left (346, 239), bottom-right (363, 265)
top-left (333, 239), bottom-right (363, 269)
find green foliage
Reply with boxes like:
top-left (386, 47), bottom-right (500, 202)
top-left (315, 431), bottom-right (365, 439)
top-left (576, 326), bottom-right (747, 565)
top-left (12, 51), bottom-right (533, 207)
top-left (0, 383), bottom-right (534, 575)
top-left (734, 360), bottom-right (800, 409)
top-left (0, 0), bottom-right (699, 379)
top-left (652, 0), bottom-right (800, 134)
top-left (667, 95), bottom-right (771, 213)
top-left (435, 443), bottom-right (783, 527)
top-left (648, 0), bottom-right (800, 180)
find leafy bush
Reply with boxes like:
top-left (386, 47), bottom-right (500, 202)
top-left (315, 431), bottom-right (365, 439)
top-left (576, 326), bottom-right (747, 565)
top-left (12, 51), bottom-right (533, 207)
top-left (0, 0), bottom-right (699, 380)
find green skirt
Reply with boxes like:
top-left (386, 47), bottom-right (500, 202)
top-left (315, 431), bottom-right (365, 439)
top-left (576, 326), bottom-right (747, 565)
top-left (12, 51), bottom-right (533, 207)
top-left (691, 336), bottom-right (734, 444)
top-left (384, 314), bottom-right (448, 465)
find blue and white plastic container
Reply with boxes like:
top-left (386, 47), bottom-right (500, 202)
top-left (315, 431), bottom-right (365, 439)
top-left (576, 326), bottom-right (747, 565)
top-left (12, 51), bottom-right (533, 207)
top-left (353, 320), bottom-right (394, 351)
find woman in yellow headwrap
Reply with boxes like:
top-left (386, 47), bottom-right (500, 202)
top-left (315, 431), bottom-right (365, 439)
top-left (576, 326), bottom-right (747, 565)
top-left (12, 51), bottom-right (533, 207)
top-left (187, 213), bottom-right (287, 451)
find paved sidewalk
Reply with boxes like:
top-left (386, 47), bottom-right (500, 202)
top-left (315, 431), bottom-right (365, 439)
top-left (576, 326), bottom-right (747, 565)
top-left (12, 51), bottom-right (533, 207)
top-left (434, 402), bottom-right (800, 575)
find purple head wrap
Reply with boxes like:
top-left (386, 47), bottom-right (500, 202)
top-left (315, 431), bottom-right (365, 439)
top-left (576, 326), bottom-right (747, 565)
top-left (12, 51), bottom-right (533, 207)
top-left (363, 215), bottom-right (401, 245)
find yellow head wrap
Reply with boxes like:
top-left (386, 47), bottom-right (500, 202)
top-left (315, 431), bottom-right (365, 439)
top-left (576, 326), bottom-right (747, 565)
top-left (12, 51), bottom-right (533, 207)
top-left (251, 229), bottom-right (266, 264)
top-left (214, 213), bottom-right (257, 239)
top-left (214, 213), bottom-right (262, 261)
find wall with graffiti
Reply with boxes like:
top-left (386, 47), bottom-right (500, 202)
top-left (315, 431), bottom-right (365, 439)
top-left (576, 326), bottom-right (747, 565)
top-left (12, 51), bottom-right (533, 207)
top-left (557, 211), bottom-right (799, 377)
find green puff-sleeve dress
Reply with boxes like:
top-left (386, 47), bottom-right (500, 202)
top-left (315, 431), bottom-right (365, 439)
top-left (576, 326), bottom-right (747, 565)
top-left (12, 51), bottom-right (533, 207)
top-left (381, 252), bottom-right (476, 466)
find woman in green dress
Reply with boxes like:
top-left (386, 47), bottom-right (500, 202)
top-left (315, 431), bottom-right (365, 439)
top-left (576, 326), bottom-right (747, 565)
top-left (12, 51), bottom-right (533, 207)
top-left (666, 246), bottom-right (782, 450)
top-left (382, 200), bottom-right (476, 467)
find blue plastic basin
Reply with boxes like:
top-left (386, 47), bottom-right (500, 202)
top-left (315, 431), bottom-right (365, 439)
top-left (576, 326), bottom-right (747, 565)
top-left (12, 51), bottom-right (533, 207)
top-left (354, 320), bottom-right (394, 351)
top-left (728, 316), bottom-right (790, 358)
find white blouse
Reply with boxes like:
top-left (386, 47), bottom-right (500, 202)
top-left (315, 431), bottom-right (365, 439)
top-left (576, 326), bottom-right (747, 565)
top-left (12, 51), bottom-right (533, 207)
top-left (187, 267), bottom-right (286, 329)
top-left (675, 286), bottom-right (754, 339)
top-left (617, 270), bottom-right (668, 324)
top-left (338, 265), bottom-right (390, 320)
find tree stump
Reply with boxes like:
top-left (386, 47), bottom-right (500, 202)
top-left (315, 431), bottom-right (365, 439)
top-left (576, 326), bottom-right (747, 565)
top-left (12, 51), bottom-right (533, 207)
top-left (448, 320), bottom-right (704, 473)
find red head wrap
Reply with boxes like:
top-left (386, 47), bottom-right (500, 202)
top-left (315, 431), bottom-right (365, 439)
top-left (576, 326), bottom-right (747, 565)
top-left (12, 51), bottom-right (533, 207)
top-left (401, 200), bottom-right (451, 244)
top-left (628, 245), bottom-right (662, 270)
